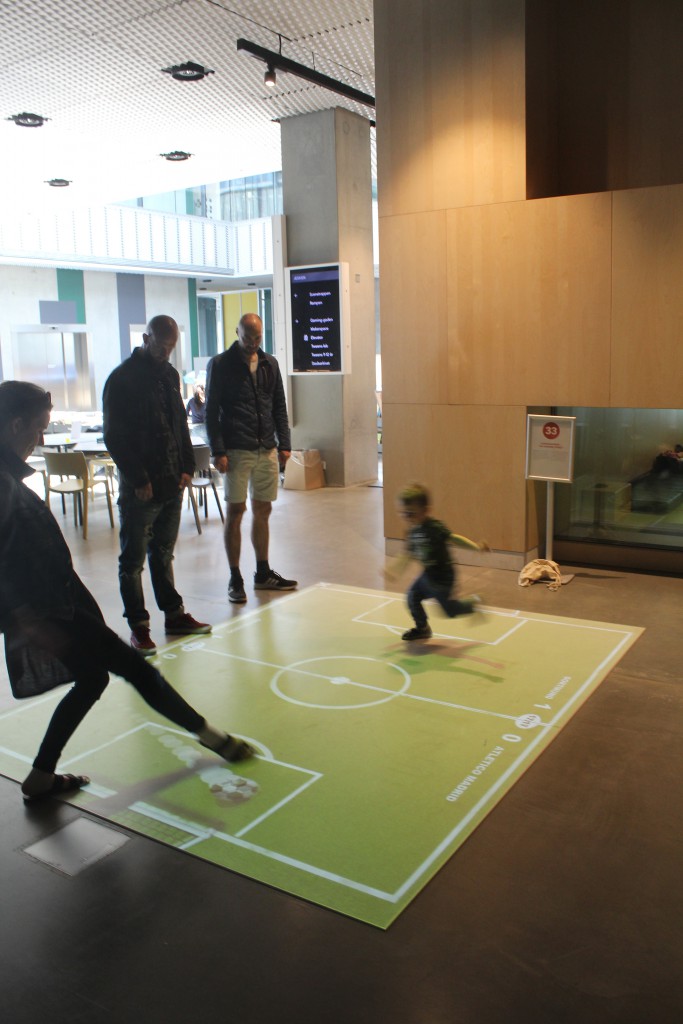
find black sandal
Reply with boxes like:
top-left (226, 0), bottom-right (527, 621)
top-left (22, 773), bottom-right (90, 804)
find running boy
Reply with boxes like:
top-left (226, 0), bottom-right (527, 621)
top-left (389, 483), bottom-right (489, 641)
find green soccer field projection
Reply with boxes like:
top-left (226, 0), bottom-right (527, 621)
top-left (0, 584), bottom-right (643, 928)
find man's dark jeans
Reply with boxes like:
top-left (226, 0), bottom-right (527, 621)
top-left (118, 491), bottom-right (184, 626)
top-left (407, 571), bottom-right (474, 629)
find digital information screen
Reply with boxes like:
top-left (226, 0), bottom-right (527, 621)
top-left (286, 264), bottom-right (348, 374)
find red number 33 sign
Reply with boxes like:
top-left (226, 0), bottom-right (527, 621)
top-left (543, 422), bottom-right (560, 439)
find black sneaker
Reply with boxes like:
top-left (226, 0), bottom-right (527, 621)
top-left (401, 625), bottom-right (433, 641)
top-left (253, 570), bottom-right (297, 591)
top-left (228, 578), bottom-right (247, 603)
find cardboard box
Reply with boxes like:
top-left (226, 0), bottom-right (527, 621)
top-left (284, 449), bottom-right (325, 490)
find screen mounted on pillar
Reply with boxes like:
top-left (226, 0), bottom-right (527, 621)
top-left (285, 263), bottom-right (351, 375)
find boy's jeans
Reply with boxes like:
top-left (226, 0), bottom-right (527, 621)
top-left (407, 572), bottom-right (474, 628)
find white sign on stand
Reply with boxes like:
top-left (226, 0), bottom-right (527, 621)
top-left (526, 415), bottom-right (576, 483)
top-left (525, 415), bottom-right (576, 562)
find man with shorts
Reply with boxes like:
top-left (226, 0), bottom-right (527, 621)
top-left (205, 313), bottom-right (297, 603)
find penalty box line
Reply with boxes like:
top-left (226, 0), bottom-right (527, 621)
top-left (351, 596), bottom-right (528, 647)
top-left (60, 721), bottom-right (323, 840)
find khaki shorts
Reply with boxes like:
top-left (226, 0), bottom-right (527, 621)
top-left (224, 448), bottom-right (279, 504)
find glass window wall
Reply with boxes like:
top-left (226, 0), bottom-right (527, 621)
top-left (555, 407), bottom-right (683, 551)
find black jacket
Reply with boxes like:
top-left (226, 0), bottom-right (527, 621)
top-left (103, 348), bottom-right (195, 499)
top-left (0, 446), bottom-right (79, 697)
top-left (0, 447), bottom-right (75, 629)
top-left (205, 343), bottom-right (291, 456)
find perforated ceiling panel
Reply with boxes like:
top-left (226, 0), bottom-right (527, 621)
top-left (0, 0), bottom-right (374, 220)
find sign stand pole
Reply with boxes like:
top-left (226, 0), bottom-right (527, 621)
top-left (546, 480), bottom-right (554, 561)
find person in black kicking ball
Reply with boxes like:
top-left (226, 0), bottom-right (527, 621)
top-left (0, 381), bottom-right (254, 803)
top-left (388, 482), bottom-right (489, 641)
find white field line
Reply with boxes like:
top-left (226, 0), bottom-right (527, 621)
top-left (390, 632), bottom-right (639, 902)
top-left (0, 689), bottom-right (62, 719)
top-left (126, 800), bottom-right (396, 901)
top-left (235, 771), bottom-right (322, 838)
top-left (202, 647), bottom-right (533, 720)
top-left (400, 692), bottom-right (531, 723)
top-left (0, 745), bottom-right (33, 765)
top-left (60, 723), bottom-right (151, 767)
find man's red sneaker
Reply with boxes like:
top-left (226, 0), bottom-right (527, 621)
top-left (165, 613), bottom-right (211, 636)
top-left (130, 624), bottom-right (157, 657)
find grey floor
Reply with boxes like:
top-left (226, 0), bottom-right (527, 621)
top-left (1, 480), bottom-right (682, 1024)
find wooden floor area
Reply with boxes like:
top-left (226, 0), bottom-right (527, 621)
top-left (1, 481), bottom-right (682, 1023)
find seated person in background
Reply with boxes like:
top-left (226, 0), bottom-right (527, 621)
top-left (186, 383), bottom-right (206, 424)
top-left (652, 444), bottom-right (683, 475)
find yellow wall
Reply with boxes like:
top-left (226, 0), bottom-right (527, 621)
top-left (375, 0), bottom-right (683, 560)
top-left (221, 291), bottom-right (258, 349)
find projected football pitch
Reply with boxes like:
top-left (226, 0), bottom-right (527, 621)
top-left (0, 584), bottom-right (642, 928)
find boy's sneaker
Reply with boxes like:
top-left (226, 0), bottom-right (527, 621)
top-left (165, 613), bottom-right (212, 635)
top-left (401, 625), bottom-right (433, 641)
top-left (228, 578), bottom-right (247, 603)
top-left (130, 624), bottom-right (157, 657)
top-left (253, 570), bottom-right (297, 591)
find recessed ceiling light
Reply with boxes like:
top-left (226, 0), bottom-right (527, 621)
top-left (160, 151), bottom-right (192, 161)
top-left (8, 112), bottom-right (49, 127)
top-left (162, 62), bottom-right (214, 82)
top-left (45, 178), bottom-right (71, 187)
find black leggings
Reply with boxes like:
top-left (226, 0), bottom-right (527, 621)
top-left (33, 590), bottom-right (205, 773)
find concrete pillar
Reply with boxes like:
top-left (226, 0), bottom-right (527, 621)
top-left (280, 108), bottom-right (376, 486)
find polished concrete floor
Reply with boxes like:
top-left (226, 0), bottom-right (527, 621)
top-left (2, 481), bottom-right (682, 1024)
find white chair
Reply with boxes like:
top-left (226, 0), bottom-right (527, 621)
top-left (26, 455), bottom-right (48, 499)
top-left (187, 446), bottom-right (224, 534)
top-left (43, 451), bottom-right (115, 539)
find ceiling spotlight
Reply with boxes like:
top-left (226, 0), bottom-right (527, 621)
top-left (8, 111), bottom-right (49, 127)
top-left (237, 38), bottom-right (375, 109)
top-left (162, 62), bottom-right (214, 82)
top-left (45, 178), bottom-right (71, 187)
top-left (264, 65), bottom-right (277, 88)
top-left (160, 150), bottom-right (192, 161)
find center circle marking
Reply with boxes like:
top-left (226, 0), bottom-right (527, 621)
top-left (271, 656), bottom-right (411, 710)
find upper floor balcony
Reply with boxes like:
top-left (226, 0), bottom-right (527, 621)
top-left (0, 203), bottom-right (274, 279)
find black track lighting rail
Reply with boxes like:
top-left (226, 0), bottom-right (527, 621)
top-left (236, 38), bottom-right (375, 109)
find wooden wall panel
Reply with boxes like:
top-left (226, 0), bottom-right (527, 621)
top-left (378, 211), bottom-right (449, 405)
top-left (382, 402), bottom-right (528, 553)
top-left (374, 0), bottom-right (526, 217)
top-left (611, 184), bottom-right (683, 408)
top-left (446, 192), bottom-right (612, 406)
top-left (526, 0), bottom-right (683, 198)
